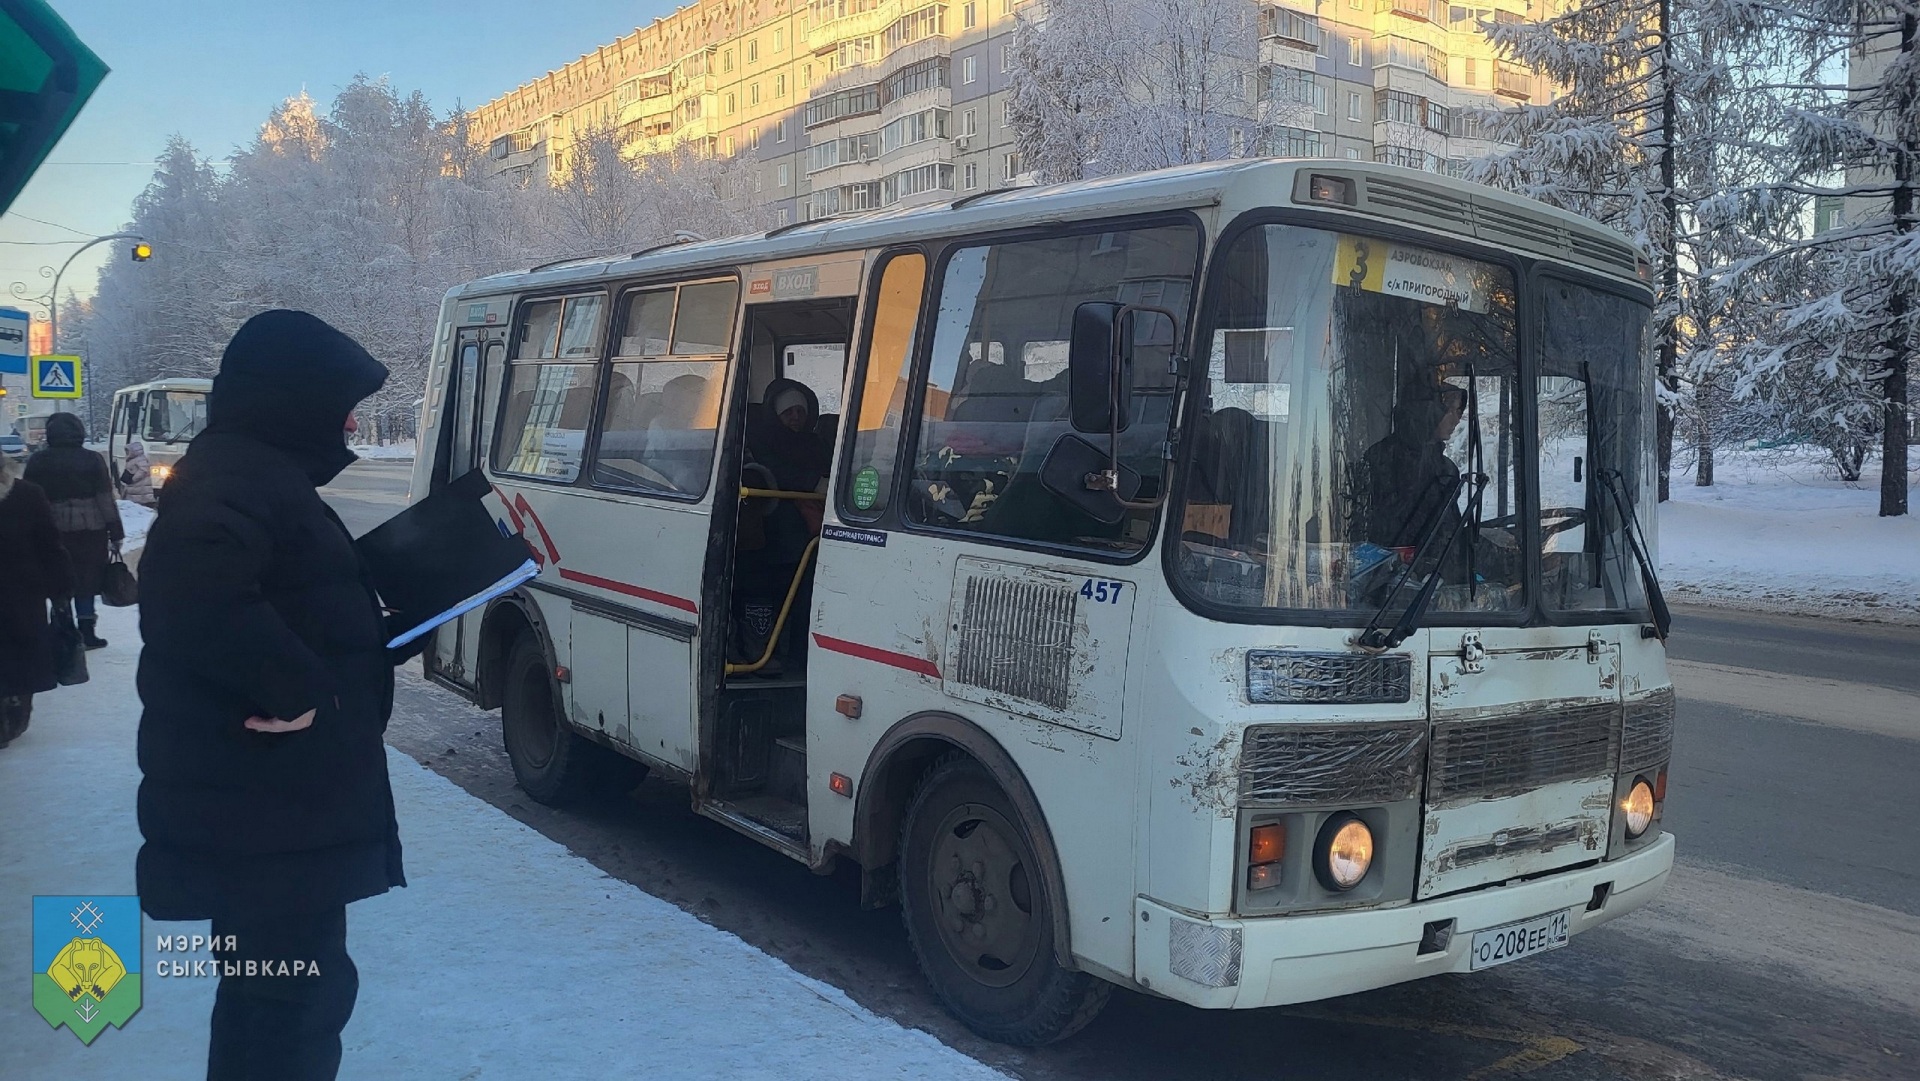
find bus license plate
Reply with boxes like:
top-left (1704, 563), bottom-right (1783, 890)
top-left (1468, 909), bottom-right (1570, 971)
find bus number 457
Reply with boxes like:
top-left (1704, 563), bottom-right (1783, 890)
top-left (1079, 579), bottom-right (1125, 604)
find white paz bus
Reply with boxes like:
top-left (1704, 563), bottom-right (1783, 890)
top-left (412, 160), bottom-right (1676, 1044)
top-left (106, 377), bottom-right (211, 491)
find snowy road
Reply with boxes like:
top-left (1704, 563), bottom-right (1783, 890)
top-left (318, 462), bottom-right (1920, 1080)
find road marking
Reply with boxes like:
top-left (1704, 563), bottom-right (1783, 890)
top-left (1466, 1036), bottom-right (1582, 1080)
top-left (1287, 1009), bottom-right (1584, 1077)
top-left (1669, 659), bottom-right (1920, 740)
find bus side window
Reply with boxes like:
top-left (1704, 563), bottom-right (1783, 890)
top-left (838, 251), bottom-right (925, 520)
top-left (493, 295), bottom-right (605, 483)
top-left (449, 340), bottom-right (481, 476)
top-left (591, 279), bottom-right (738, 499)
top-left (907, 225), bottom-right (1199, 550)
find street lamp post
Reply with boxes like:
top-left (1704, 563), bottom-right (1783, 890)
top-left (47, 232), bottom-right (145, 433)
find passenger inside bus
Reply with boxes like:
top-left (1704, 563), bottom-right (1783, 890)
top-left (733, 377), bottom-right (831, 674)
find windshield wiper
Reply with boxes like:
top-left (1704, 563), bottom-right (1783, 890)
top-left (1598, 468), bottom-right (1671, 640)
top-left (1357, 469), bottom-right (1485, 651)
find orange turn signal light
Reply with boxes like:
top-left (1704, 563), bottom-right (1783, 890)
top-left (1249, 824), bottom-right (1286, 866)
top-left (829, 772), bottom-right (853, 798)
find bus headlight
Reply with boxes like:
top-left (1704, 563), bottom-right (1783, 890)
top-left (151, 464), bottom-right (172, 481)
top-left (1313, 813), bottom-right (1374, 891)
top-left (1622, 778), bottom-right (1656, 838)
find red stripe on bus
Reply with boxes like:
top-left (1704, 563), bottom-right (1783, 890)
top-left (812, 634), bottom-right (941, 679)
top-left (557, 568), bottom-right (699, 614)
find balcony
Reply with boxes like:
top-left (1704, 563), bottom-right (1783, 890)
top-left (1379, 0), bottom-right (1443, 22)
top-left (1494, 62), bottom-right (1533, 98)
top-left (806, 0), bottom-right (904, 54)
top-left (484, 143), bottom-right (545, 178)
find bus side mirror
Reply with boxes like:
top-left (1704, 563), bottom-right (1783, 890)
top-left (1069, 301), bottom-right (1129, 434)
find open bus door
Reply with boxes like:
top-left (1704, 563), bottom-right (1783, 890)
top-left (697, 263), bottom-right (859, 860)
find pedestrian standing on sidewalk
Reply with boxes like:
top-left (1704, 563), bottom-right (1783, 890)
top-left (117, 438), bottom-right (156, 507)
top-left (23, 412), bottom-right (122, 650)
top-left (136, 310), bottom-right (407, 1081)
top-left (0, 448), bottom-right (73, 748)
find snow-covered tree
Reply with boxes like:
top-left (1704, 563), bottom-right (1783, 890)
top-left (1471, 0), bottom-right (1830, 500)
top-left (84, 136), bottom-right (233, 394)
top-left (1006, 0), bottom-right (1294, 183)
top-left (528, 126), bottom-right (764, 260)
top-left (1713, 0), bottom-right (1916, 516)
top-left (74, 77), bottom-right (772, 445)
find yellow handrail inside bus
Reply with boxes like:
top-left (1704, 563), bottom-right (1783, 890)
top-left (725, 536), bottom-right (820, 677)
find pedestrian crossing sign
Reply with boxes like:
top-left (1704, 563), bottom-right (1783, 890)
top-left (31, 355), bottom-right (83, 399)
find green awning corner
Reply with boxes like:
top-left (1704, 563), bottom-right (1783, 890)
top-left (0, 0), bottom-right (107, 216)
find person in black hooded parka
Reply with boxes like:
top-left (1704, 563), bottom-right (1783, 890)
top-left (136, 310), bottom-right (401, 1081)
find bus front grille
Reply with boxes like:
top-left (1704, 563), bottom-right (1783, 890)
top-left (1238, 721), bottom-right (1427, 807)
top-left (1427, 701), bottom-right (1620, 805)
top-left (1620, 689), bottom-right (1676, 773)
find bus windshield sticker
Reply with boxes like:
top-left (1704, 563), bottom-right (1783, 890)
top-left (1209, 328), bottom-right (1294, 420)
top-left (823, 524), bottom-right (887, 547)
top-left (1332, 235), bottom-right (1495, 314)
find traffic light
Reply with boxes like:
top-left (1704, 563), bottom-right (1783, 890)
top-left (131, 242), bottom-right (151, 261)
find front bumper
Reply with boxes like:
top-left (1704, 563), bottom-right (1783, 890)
top-left (1133, 833), bottom-right (1675, 1009)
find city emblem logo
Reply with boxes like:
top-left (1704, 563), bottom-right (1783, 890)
top-left (33, 896), bottom-right (142, 1044)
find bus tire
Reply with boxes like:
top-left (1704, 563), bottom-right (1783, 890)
top-left (500, 631), bottom-right (605, 806)
top-left (899, 754), bottom-right (1110, 1045)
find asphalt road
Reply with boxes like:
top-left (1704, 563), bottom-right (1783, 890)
top-left (326, 459), bottom-right (1920, 1081)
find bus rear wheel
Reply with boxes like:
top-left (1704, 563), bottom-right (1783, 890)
top-left (500, 632), bottom-right (643, 805)
top-left (899, 755), bottom-right (1110, 1045)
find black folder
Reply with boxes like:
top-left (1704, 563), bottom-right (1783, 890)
top-left (355, 469), bottom-right (539, 649)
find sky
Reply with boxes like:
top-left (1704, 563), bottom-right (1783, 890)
top-left (0, 0), bottom-right (679, 334)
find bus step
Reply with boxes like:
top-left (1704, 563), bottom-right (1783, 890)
top-left (717, 795), bottom-right (809, 845)
top-left (770, 735), bottom-right (807, 806)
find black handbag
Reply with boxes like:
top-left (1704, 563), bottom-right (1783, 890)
top-left (101, 548), bottom-right (139, 608)
top-left (50, 604), bottom-right (89, 687)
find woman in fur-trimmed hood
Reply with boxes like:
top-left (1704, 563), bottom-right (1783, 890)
top-left (23, 411), bottom-right (121, 649)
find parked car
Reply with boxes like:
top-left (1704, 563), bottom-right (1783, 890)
top-left (0, 427), bottom-right (25, 458)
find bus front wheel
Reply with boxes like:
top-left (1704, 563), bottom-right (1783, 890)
top-left (899, 755), bottom-right (1110, 1045)
top-left (500, 632), bottom-right (642, 804)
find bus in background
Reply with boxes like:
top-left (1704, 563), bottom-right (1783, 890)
top-left (107, 378), bottom-right (211, 492)
top-left (412, 159), bottom-right (1675, 1045)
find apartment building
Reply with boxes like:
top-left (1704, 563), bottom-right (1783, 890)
top-left (466, 0), bottom-right (1552, 224)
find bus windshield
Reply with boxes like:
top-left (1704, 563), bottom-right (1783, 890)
top-left (145, 390), bottom-right (208, 444)
top-left (1174, 223), bottom-right (1651, 621)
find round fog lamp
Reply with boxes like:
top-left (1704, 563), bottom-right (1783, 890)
top-left (1623, 778), bottom-right (1656, 838)
top-left (1314, 813), bottom-right (1375, 891)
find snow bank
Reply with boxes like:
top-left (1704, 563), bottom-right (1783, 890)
top-left (1658, 447), bottom-right (1920, 623)
top-left (118, 500), bottom-right (156, 553)
top-left (352, 440), bottom-right (416, 460)
top-left (0, 605), bottom-right (1004, 1081)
